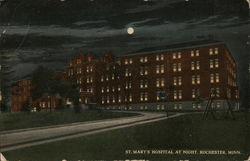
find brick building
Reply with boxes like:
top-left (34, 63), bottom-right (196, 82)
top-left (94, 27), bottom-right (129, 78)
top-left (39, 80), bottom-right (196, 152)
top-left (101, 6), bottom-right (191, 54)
top-left (11, 79), bottom-right (61, 112)
top-left (66, 40), bottom-right (240, 111)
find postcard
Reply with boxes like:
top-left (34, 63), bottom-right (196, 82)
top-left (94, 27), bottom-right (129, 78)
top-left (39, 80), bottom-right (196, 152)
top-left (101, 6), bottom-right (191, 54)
top-left (0, 0), bottom-right (249, 161)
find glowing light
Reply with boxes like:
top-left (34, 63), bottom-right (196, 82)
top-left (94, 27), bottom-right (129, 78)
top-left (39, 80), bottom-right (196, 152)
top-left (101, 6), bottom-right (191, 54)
top-left (127, 27), bottom-right (134, 35)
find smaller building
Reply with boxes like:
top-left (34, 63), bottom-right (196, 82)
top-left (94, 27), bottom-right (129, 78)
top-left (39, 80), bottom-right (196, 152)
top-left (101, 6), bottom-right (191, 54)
top-left (11, 79), bottom-right (61, 112)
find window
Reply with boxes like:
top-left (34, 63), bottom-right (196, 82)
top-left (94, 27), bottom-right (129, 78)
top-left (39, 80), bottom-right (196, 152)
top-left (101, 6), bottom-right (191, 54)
top-left (106, 75), bottom-right (109, 81)
top-left (196, 50), bottom-right (200, 56)
top-left (112, 86), bottom-right (115, 92)
top-left (77, 59), bottom-right (81, 64)
top-left (216, 88), bottom-right (220, 97)
top-left (90, 66), bottom-right (93, 72)
top-left (192, 75), bottom-right (195, 85)
top-left (101, 75), bottom-right (104, 82)
top-left (77, 68), bottom-right (82, 74)
top-left (160, 54), bottom-right (164, 60)
top-left (107, 96), bottom-right (110, 104)
top-left (156, 65), bottom-right (160, 74)
top-left (156, 78), bottom-right (164, 87)
top-left (178, 63), bottom-right (182, 71)
top-left (178, 90), bottom-right (182, 99)
top-left (191, 50), bottom-right (195, 57)
top-left (215, 73), bottom-right (220, 83)
top-left (160, 65), bottom-right (164, 73)
top-left (196, 61), bottom-right (200, 70)
top-left (173, 63), bottom-right (177, 72)
top-left (140, 66), bottom-right (148, 75)
top-left (101, 97), bottom-right (105, 104)
top-left (215, 48), bottom-right (218, 54)
top-left (191, 62), bottom-right (195, 70)
top-left (215, 59), bottom-right (219, 68)
top-left (209, 48), bottom-right (213, 55)
top-left (101, 87), bottom-right (104, 93)
top-left (172, 53), bottom-right (177, 59)
top-left (177, 52), bottom-right (182, 58)
top-left (173, 90), bottom-right (177, 100)
top-left (118, 95), bottom-right (121, 103)
top-left (140, 57), bottom-right (148, 63)
top-left (178, 76), bottom-right (182, 86)
top-left (140, 80), bottom-right (148, 88)
top-left (106, 86), bottom-right (110, 92)
top-left (140, 92), bottom-right (148, 102)
top-left (156, 55), bottom-right (160, 61)
top-left (210, 74), bottom-right (214, 83)
top-left (125, 59), bottom-right (128, 65)
top-left (197, 75), bottom-right (200, 84)
top-left (129, 93), bottom-right (132, 102)
top-left (112, 74), bottom-right (115, 80)
top-left (216, 102), bottom-right (220, 108)
top-left (192, 89), bottom-right (200, 98)
top-left (210, 59), bottom-right (214, 68)
top-left (118, 85), bottom-right (121, 91)
top-left (129, 58), bottom-right (133, 64)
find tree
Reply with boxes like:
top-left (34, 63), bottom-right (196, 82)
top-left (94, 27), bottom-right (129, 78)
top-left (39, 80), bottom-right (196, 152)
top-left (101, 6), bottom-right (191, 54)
top-left (0, 54), bottom-right (13, 112)
top-left (31, 66), bottom-right (80, 111)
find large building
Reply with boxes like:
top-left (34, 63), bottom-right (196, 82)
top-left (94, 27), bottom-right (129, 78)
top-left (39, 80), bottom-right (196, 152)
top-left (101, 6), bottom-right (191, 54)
top-left (66, 40), bottom-right (240, 111)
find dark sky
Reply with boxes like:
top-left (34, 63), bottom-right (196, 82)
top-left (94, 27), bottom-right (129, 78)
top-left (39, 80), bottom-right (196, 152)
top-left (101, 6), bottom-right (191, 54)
top-left (0, 0), bottom-right (250, 106)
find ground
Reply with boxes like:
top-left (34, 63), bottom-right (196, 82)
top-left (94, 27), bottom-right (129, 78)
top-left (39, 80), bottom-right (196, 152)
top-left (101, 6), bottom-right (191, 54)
top-left (3, 112), bottom-right (250, 161)
top-left (0, 110), bottom-right (139, 131)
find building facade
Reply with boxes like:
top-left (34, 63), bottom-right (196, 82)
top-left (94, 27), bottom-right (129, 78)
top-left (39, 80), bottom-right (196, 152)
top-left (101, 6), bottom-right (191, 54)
top-left (66, 40), bottom-right (240, 111)
top-left (11, 79), bottom-right (61, 112)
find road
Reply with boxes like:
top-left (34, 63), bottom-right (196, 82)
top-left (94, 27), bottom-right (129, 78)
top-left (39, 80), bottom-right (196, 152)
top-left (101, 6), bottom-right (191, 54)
top-left (0, 112), bottom-right (182, 152)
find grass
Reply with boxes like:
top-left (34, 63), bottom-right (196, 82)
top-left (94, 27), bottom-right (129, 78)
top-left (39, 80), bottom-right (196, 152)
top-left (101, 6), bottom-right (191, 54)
top-left (3, 112), bottom-right (250, 161)
top-left (0, 110), bottom-right (139, 131)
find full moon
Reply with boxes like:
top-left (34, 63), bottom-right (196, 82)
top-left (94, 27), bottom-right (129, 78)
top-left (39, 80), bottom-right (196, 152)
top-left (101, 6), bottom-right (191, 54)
top-left (127, 27), bottom-right (134, 35)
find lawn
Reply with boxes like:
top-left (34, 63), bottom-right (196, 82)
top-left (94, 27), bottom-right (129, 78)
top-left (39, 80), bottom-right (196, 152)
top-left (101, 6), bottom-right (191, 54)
top-left (3, 112), bottom-right (250, 161)
top-left (0, 110), bottom-right (139, 131)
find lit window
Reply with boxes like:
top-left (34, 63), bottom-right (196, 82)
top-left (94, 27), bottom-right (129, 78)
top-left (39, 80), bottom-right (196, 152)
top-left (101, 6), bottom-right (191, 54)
top-left (145, 67), bottom-right (148, 75)
top-left (160, 54), bottom-right (164, 60)
top-left (191, 62), bottom-right (195, 70)
top-left (101, 97), bottom-right (105, 104)
top-left (90, 66), bottom-right (93, 72)
top-left (156, 55), bottom-right (160, 61)
top-left (140, 57), bottom-right (143, 62)
top-left (215, 48), bottom-right (218, 55)
top-left (215, 59), bottom-right (219, 68)
top-left (118, 95), bottom-right (121, 103)
top-left (112, 96), bottom-right (116, 103)
top-left (196, 50), bottom-right (200, 56)
top-left (129, 93), bottom-right (132, 102)
top-left (112, 86), bottom-right (115, 92)
top-left (129, 58), bottom-right (133, 64)
top-left (140, 80), bottom-right (144, 88)
top-left (197, 75), bottom-right (200, 84)
top-left (178, 63), bottom-right (182, 71)
top-left (209, 48), bottom-right (213, 55)
top-left (210, 74), bottom-right (214, 83)
top-left (178, 76), bottom-right (182, 86)
top-left (125, 59), bottom-right (128, 64)
top-left (101, 87), bottom-right (104, 93)
top-left (160, 65), bottom-right (164, 73)
top-left (156, 79), bottom-right (160, 87)
top-left (118, 85), bottom-right (121, 91)
top-left (101, 76), bottom-right (104, 82)
top-left (112, 74), bottom-right (115, 80)
top-left (173, 90), bottom-right (177, 100)
top-left (161, 78), bottom-right (165, 87)
top-left (210, 59), bottom-right (214, 68)
top-left (196, 61), bottom-right (200, 70)
top-left (178, 90), bottom-right (182, 99)
top-left (177, 52), bottom-right (181, 59)
top-left (192, 75), bottom-right (195, 85)
top-left (107, 96), bottom-right (110, 104)
top-left (191, 50), bottom-right (194, 57)
top-left (173, 77), bottom-right (177, 86)
top-left (106, 75), bottom-right (109, 81)
top-left (173, 63), bottom-right (177, 72)
top-left (145, 57), bottom-right (148, 62)
top-left (215, 73), bottom-right (220, 83)
top-left (172, 53), bottom-right (176, 59)
top-left (106, 86), bottom-right (110, 92)
top-left (156, 65), bottom-right (160, 74)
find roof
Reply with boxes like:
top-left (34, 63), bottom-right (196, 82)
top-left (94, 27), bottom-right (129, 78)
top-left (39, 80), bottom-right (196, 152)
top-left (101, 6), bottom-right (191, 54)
top-left (125, 39), bottom-right (224, 57)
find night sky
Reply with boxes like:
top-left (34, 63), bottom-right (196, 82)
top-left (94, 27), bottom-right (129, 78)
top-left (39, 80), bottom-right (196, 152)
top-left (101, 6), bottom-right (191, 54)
top-left (0, 0), bottom-right (250, 106)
